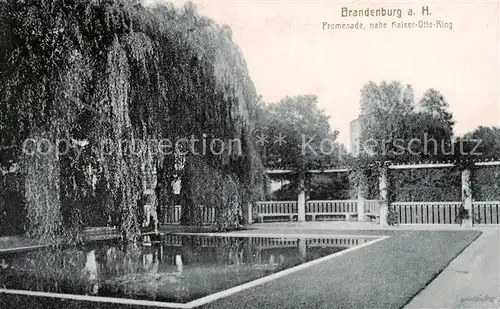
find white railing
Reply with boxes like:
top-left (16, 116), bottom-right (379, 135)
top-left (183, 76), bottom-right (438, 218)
top-left (306, 200), bottom-right (357, 221)
top-left (251, 237), bottom-right (297, 248)
top-left (251, 237), bottom-right (368, 248)
top-left (254, 199), bottom-right (500, 225)
top-left (391, 201), bottom-right (462, 224)
top-left (200, 206), bottom-right (216, 225)
top-left (163, 235), bottom-right (371, 249)
top-left (255, 201), bottom-right (297, 222)
top-left (161, 200), bottom-right (500, 226)
top-left (305, 237), bottom-right (372, 247)
top-left (365, 199), bottom-right (381, 215)
top-left (255, 200), bottom-right (362, 222)
top-left (256, 201), bottom-right (298, 214)
top-left (165, 205), bottom-right (182, 225)
top-left (472, 201), bottom-right (500, 224)
top-left (306, 200), bottom-right (357, 214)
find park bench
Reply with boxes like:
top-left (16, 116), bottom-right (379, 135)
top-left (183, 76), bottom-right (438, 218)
top-left (364, 212), bottom-right (379, 221)
top-left (364, 199), bottom-right (381, 222)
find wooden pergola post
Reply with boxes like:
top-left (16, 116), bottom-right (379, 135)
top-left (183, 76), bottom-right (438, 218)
top-left (379, 166), bottom-right (389, 226)
top-left (298, 179), bottom-right (306, 222)
top-left (461, 168), bottom-right (473, 227)
top-left (247, 202), bottom-right (253, 225)
top-left (357, 184), bottom-right (365, 222)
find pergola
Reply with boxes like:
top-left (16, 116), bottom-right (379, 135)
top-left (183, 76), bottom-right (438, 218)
top-left (262, 159), bottom-right (500, 226)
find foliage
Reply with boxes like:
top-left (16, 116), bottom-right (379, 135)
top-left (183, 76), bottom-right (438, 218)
top-left (389, 168), bottom-right (461, 202)
top-left (359, 82), bottom-right (455, 162)
top-left (0, 173), bottom-right (26, 236)
top-left (256, 95), bottom-right (344, 197)
top-left (181, 156), bottom-right (241, 229)
top-left (269, 173), bottom-right (349, 201)
top-left (455, 205), bottom-right (470, 225)
top-left (359, 81), bottom-right (415, 160)
top-left (354, 81), bottom-right (462, 202)
top-left (464, 126), bottom-right (500, 159)
top-left (0, 0), bottom-right (264, 240)
top-left (256, 95), bottom-right (342, 171)
top-left (386, 207), bottom-right (398, 226)
top-left (345, 154), bottom-right (381, 199)
top-left (307, 174), bottom-right (350, 200)
top-left (472, 166), bottom-right (500, 201)
top-left (417, 88), bottom-right (455, 148)
top-left (23, 141), bottom-right (63, 244)
top-left (463, 126), bottom-right (500, 200)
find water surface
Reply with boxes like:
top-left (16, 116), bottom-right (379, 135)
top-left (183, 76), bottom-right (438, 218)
top-left (0, 234), bottom-right (373, 303)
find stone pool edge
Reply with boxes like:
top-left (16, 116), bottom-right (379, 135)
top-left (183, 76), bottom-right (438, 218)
top-left (0, 234), bottom-right (390, 309)
top-left (184, 234), bottom-right (390, 308)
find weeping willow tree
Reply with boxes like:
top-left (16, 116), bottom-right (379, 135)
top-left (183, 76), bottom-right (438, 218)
top-left (0, 0), bottom-right (265, 242)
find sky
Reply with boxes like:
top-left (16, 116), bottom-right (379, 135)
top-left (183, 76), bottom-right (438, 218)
top-left (144, 0), bottom-right (499, 147)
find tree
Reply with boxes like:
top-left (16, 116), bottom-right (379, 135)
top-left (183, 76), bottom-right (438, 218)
top-left (464, 126), bottom-right (500, 158)
top-left (359, 81), bottom-right (415, 160)
top-left (256, 95), bottom-right (346, 199)
top-left (0, 0), bottom-right (265, 240)
top-left (464, 126), bottom-right (500, 201)
top-left (359, 82), bottom-right (455, 161)
top-left (256, 95), bottom-right (342, 170)
top-left (356, 81), bottom-right (459, 203)
top-left (418, 89), bottom-right (454, 135)
top-left (414, 89), bottom-right (455, 160)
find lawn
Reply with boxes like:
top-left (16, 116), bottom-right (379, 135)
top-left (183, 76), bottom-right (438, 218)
top-left (0, 230), bottom-right (481, 309)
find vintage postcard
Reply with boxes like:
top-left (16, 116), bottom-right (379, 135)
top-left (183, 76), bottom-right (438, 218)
top-left (0, 0), bottom-right (498, 308)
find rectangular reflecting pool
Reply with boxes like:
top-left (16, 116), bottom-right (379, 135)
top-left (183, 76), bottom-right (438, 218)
top-left (0, 234), bottom-right (380, 305)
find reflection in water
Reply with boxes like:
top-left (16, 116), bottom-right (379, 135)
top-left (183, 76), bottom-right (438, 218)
top-left (298, 238), bottom-right (306, 262)
top-left (0, 258), bottom-right (8, 269)
top-left (82, 250), bottom-right (98, 295)
top-left (175, 254), bottom-right (183, 273)
top-left (269, 254), bottom-right (275, 265)
top-left (0, 235), bottom-right (371, 303)
top-left (228, 240), bottom-right (244, 266)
